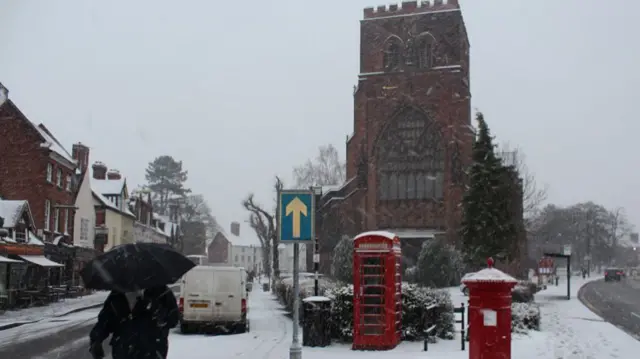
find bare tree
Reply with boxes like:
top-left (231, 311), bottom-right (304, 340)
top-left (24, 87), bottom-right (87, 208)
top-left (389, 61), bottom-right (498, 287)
top-left (242, 176), bottom-right (284, 290)
top-left (293, 144), bottom-right (346, 187)
top-left (498, 143), bottom-right (548, 221)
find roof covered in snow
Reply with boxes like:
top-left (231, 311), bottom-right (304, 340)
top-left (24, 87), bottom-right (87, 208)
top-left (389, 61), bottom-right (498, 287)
top-left (92, 190), bottom-right (136, 218)
top-left (92, 178), bottom-right (126, 195)
top-left (0, 199), bottom-right (27, 228)
top-left (36, 124), bottom-right (76, 165)
top-left (154, 213), bottom-right (180, 237)
top-left (463, 267), bottom-right (517, 283)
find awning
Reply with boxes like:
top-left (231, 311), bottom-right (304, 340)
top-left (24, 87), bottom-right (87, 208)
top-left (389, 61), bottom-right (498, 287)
top-left (19, 255), bottom-right (64, 267)
top-left (0, 255), bottom-right (22, 263)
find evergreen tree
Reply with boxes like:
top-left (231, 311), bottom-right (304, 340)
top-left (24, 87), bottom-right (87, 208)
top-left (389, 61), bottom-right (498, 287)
top-left (145, 155), bottom-right (190, 214)
top-left (461, 113), bottom-right (519, 268)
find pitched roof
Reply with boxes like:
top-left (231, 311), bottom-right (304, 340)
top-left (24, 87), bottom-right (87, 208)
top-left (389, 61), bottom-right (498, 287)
top-left (92, 178), bottom-right (126, 195)
top-left (0, 199), bottom-right (35, 229)
top-left (92, 190), bottom-right (136, 219)
top-left (36, 124), bottom-right (75, 165)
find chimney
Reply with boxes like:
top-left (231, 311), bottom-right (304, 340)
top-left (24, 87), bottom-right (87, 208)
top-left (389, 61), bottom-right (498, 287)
top-left (230, 221), bottom-right (240, 236)
top-left (0, 82), bottom-right (7, 107)
top-left (107, 169), bottom-right (122, 180)
top-left (72, 142), bottom-right (90, 173)
top-left (92, 161), bottom-right (107, 180)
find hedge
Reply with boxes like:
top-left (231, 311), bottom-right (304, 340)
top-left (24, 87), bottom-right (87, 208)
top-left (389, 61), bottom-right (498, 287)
top-left (274, 279), bottom-right (540, 343)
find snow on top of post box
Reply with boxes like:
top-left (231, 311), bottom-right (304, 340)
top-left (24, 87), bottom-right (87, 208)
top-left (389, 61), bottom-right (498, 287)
top-left (354, 230), bottom-right (396, 240)
top-left (463, 268), bottom-right (517, 283)
top-left (463, 257), bottom-right (517, 283)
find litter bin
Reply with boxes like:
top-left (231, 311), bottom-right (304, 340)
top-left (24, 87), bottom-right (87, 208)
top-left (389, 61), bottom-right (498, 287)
top-left (262, 283), bottom-right (270, 292)
top-left (302, 296), bottom-right (332, 347)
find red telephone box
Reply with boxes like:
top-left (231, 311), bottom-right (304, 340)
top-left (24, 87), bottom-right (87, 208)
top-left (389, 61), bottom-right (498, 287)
top-left (352, 230), bottom-right (402, 350)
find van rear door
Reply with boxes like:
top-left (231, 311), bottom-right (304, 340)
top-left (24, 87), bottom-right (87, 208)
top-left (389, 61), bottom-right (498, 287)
top-left (182, 266), bottom-right (216, 321)
top-left (213, 269), bottom-right (243, 322)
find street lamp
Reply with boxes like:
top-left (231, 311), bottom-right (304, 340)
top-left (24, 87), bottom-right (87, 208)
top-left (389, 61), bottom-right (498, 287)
top-left (311, 186), bottom-right (322, 296)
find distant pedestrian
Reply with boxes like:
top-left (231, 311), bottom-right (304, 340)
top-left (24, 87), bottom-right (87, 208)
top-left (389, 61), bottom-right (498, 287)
top-left (89, 285), bottom-right (179, 359)
top-left (582, 268), bottom-right (587, 279)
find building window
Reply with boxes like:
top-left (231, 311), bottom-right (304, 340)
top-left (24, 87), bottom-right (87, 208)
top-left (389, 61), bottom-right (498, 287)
top-left (80, 218), bottom-right (89, 243)
top-left (416, 33), bottom-right (435, 69)
top-left (66, 175), bottom-right (72, 191)
top-left (56, 169), bottom-right (62, 188)
top-left (46, 164), bottom-right (53, 183)
top-left (235, 255), bottom-right (238, 262)
top-left (63, 209), bottom-right (69, 233)
top-left (54, 208), bottom-right (60, 232)
top-left (376, 107), bottom-right (445, 201)
top-left (241, 255), bottom-right (244, 262)
top-left (383, 37), bottom-right (403, 72)
top-left (44, 200), bottom-right (51, 231)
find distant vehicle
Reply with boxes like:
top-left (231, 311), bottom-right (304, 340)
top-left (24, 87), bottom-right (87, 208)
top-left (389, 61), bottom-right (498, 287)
top-left (604, 268), bottom-right (625, 282)
top-left (178, 265), bottom-right (249, 333)
top-left (460, 272), bottom-right (476, 296)
top-left (186, 255), bottom-right (208, 265)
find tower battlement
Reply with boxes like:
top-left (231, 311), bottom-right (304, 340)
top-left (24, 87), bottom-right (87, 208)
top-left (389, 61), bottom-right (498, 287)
top-left (363, 0), bottom-right (459, 19)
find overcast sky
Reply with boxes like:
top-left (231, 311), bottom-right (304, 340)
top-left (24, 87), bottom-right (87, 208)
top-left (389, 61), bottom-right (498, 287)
top-left (1, 0), bottom-right (638, 234)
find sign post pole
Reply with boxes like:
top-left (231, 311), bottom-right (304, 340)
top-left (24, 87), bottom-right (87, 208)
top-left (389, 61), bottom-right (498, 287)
top-left (278, 189), bottom-right (315, 359)
top-left (291, 242), bottom-right (301, 359)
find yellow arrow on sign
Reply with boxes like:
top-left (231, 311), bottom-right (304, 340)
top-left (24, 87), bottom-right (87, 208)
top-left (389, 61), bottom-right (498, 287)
top-left (285, 197), bottom-right (308, 238)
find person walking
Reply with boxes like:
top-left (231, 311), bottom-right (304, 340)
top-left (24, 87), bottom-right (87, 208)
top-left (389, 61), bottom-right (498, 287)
top-left (89, 285), bottom-right (179, 359)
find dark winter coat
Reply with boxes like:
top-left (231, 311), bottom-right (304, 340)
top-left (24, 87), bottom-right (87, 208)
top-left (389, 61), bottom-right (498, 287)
top-left (90, 286), bottom-right (179, 359)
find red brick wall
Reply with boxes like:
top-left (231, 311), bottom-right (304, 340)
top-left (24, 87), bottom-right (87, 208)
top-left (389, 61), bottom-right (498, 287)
top-left (0, 101), bottom-right (76, 242)
top-left (348, 6), bottom-right (472, 236)
top-left (207, 232), bottom-right (230, 264)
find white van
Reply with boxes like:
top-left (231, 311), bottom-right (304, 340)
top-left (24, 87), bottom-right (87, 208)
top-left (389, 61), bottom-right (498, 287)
top-left (178, 265), bottom-right (249, 333)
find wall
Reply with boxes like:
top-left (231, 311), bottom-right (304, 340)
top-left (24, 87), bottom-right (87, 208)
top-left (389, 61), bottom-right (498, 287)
top-left (230, 244), bottom-right (262, 272)
top-left (121, 216), bottom-right (135, 245)
top-left (73, 169), bottom-right (95, 248)
top-left (0, 101), bottom-right (77, 242)
top-left (279, 244), bottom-right (307, 274)
top-left (133, 222), bottom-right (168, 244)
top-left (207, 233), bottom-right (231, 264)
top-left (103, 210), bottom-right (123, 251)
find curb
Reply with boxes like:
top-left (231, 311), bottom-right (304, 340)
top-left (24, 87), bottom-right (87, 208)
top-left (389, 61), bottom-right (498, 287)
top-left (0, 302), bottom-right (103, 331)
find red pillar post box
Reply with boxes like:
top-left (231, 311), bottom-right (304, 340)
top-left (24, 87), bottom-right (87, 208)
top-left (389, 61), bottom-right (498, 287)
top-left (462, 258), bottom-right (517, 359)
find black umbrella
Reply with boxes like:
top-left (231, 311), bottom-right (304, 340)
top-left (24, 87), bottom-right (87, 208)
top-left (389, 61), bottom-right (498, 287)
top-left (81, 243), bottom-right (196, 292)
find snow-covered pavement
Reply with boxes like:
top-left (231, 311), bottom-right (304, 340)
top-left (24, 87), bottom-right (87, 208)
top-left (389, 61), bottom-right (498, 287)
top-left (0, 291), bottom-right (108, 328)
top-left (5, 276), bottom-right (640, 359)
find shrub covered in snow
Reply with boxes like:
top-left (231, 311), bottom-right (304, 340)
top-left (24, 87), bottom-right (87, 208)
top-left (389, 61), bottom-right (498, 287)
top-left (416, 239), bottom-right (464, 288)
top-left (330, 235), bottom-right (353, 283)
top-left (324, 283), bottom-right (456, 342)
top-left (512, 280), bottom-right (540, 303)
top-left (511, 302), bottom-right (541, 333)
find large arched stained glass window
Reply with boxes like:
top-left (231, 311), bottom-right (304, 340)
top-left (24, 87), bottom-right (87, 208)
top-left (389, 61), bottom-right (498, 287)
top-left (377, 107), bottom-right (445, 201)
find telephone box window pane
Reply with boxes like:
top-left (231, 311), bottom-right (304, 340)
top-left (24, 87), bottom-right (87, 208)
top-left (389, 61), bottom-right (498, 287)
top-left (363, 286), bottom-right (385, 296)
top-left (363, 306), bottom-right (384, 314)
top-left (364, 276), bottom-right (384, 285)
top-left (363, 257), bottom-right (382, 266)
top-left (363, 295), bottom-right (385, 305)
top-left (363, 266), bottom-right (383, 275)
top-left (363, 315), bottom-right (384, 325)
top-left (363, 326), bottom-right (384, 335)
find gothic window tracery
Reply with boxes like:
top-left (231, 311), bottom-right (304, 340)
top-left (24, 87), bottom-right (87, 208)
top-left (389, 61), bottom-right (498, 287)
top-left (377, 107), bottom-right (445, 201)
top-left (383, 37), bottom-right (403, 72)
top-left (415, 33), bottom-right (435, 69)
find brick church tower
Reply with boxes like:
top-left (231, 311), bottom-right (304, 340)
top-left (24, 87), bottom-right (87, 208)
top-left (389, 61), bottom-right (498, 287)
top-left (313, 0), bottom-right (473, 273)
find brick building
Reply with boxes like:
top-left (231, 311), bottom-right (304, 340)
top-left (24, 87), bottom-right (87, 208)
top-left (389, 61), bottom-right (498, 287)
top-left (308, 0), bottom-right (474, 273)
top-left (0, 84), bottom-right (77, 244)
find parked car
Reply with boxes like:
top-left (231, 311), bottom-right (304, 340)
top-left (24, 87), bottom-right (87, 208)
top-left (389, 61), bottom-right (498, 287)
top-left (460, 272), bottom-right (476, 296)
top-left (604, 268), bottom-right (625, 282)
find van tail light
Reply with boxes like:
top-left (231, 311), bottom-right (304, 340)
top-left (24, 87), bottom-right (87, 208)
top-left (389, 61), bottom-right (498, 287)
top-left (617, 271), bottom-right (623, 275)
top-left (241, 298), bottom-right (247, 314)
top-left (178, 297), bottom-right (184, 313)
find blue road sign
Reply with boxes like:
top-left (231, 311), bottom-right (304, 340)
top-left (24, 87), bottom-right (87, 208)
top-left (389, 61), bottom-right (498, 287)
top-left (278, 190), bottom-right (315, 242)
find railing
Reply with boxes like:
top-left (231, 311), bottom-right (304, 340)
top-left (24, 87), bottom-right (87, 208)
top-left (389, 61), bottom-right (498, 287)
top-left (422, 302), bottom-right (438, 351)
top-left (453, 302), bottom-right (467, 350)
